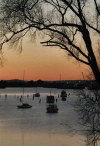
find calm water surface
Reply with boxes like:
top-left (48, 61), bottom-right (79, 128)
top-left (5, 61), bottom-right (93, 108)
top-left (0, 88), bottom-right (98, 146)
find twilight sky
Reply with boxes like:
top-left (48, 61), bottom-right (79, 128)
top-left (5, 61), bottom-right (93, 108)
top-left (0, 39), bottom-right (89, 81)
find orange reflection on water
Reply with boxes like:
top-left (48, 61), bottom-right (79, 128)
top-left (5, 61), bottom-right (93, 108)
top-left (0, 129), bottom-right (85, 146)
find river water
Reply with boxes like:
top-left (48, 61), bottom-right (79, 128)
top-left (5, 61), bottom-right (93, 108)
top-left (0, 88), bottom-right (99, 146)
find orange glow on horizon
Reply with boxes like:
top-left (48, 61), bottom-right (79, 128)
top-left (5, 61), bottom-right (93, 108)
top-left (0, 41), bottom-right (90, 81)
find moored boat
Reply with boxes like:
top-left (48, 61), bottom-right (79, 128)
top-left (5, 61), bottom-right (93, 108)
top-left (17, 103), bottom-right (32, 109)
top-left (60, 90), bottom-right (67, 97)
top-left (60, 90), bottom-right (67, 101)
top-left (46, 95), bottom-right (55, 103)
top-left (34, 92), bottom-right (40, 97)
top-left (46, 104), bottom-right (58, 113)
top-left (17, 71), bottom-right (32, 109)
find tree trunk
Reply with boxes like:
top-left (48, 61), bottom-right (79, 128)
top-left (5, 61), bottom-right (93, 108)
top-left (82, 28), bottom-right (100, 84)
top-left (90, 60), bottom-right (100, 84)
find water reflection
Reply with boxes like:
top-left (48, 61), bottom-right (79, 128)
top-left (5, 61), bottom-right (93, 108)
top-left (0, 88), bottom-right (81, 146)
top-left (0, 88), bottom-right (100, 146)
top-left (75, 90), bottom-right (100, 146)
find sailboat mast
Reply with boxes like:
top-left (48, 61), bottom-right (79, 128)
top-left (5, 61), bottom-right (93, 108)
top-left (60, 73), bottom-right (61, 81)
top-left (82, 72), bottom-right (85, 80)
top-left (23, 70), bottom-right (25, 97)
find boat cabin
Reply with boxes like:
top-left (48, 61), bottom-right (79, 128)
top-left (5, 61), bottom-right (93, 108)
top-left (46, 95), bottom-right (55, 103)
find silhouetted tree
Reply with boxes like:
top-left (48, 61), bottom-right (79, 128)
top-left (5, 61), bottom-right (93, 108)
top-left (0, 0), bottom-right (100, 83)
top-left (75, 90), bottom-right (100, 146)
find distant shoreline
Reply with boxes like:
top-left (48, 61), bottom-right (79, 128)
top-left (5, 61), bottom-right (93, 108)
top-left (0, 80), bottom-right (99, 90)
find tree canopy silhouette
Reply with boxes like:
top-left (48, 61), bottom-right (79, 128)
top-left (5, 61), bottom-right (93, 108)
top-left (0, 0), bottom-right (100, 82)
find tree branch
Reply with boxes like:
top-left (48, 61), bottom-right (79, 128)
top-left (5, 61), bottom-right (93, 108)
top-left (94, 0), bottom-right (100, 15)
top-left (41, 39), bottom-right (90, 65)
top-left (39, 25), bottom-right (89, 60)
